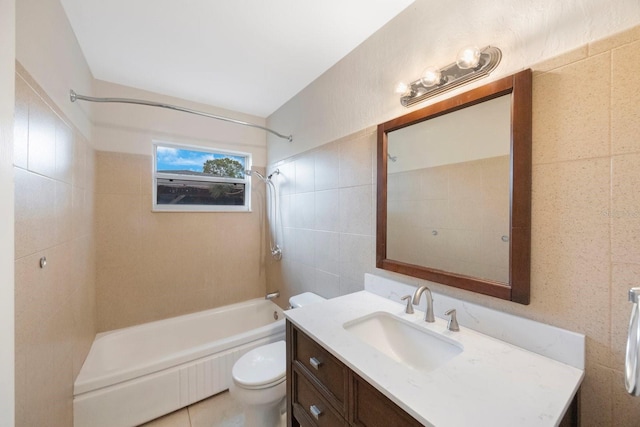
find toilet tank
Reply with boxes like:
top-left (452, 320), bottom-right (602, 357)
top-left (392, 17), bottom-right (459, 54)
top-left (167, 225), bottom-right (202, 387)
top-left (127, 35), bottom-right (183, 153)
top-left (288, 292), bottom-right (326, 309)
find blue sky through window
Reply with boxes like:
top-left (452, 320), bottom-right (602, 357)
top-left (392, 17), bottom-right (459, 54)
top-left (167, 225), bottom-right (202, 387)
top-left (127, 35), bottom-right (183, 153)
top-left (156, 146), bottom-right (245, 173)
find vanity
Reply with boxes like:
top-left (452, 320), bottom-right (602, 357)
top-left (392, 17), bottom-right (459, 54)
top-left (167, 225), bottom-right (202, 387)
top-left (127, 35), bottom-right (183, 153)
top-left (284, 277), bottom-right (584, 427)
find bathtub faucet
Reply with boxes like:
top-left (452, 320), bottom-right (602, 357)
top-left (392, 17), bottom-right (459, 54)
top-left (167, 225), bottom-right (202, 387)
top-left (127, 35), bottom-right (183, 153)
top-left (265, 291), bottom-right (280, 300)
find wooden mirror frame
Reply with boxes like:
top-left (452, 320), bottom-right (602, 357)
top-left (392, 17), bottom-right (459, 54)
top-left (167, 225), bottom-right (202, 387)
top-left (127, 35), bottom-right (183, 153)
top-left (376, 69), bottom-right (532, 304)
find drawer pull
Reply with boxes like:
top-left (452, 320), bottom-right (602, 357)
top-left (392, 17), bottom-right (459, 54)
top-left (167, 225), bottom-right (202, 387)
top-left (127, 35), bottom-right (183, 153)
top-left (310, 404), bottom-right (323, 420)
top-left (309, 357), bottom-right (322, 370)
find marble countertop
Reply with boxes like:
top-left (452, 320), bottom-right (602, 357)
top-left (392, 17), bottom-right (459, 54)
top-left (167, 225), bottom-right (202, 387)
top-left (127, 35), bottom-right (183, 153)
top-left (285, 290), bottom-right (584, 427)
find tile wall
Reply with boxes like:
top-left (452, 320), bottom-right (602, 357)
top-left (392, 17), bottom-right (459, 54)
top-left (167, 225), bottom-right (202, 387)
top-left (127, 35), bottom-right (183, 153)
top-left (268, 27), bottom-right (640, 425)
top-left (13, 64), bottom-right (96, 426)
top-left (94, 154), bottom-right (268, 331)
top-left (265, 128), bottom-right (377, 304)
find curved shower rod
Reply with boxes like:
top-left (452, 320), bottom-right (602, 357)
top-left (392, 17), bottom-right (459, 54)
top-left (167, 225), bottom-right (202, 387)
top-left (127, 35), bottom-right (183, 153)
top-left (69, 90), bottom-right (293, 142)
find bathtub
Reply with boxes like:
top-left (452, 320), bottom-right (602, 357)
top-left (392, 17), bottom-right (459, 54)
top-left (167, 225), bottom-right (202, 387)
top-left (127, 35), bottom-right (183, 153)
top-left (73, 298), bottom-right (286, 427)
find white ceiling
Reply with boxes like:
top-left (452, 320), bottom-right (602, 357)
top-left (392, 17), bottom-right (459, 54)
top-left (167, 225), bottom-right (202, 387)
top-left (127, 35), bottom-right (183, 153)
top-left (60, 0), bottom-right (415, 117)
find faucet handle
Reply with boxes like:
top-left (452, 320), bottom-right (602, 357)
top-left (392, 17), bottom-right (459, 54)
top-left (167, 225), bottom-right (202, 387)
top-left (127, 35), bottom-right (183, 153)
top-left (444, 309), bottom-right (460, 332)
top-left (401, 295), bottom-right (414, 314)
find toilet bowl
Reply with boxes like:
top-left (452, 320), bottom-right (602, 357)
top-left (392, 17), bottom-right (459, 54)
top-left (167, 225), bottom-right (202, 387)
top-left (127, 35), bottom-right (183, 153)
top-left (229, 292), bottom-right (326, 427)
top-left (229, 341), bottom-right (286, 427)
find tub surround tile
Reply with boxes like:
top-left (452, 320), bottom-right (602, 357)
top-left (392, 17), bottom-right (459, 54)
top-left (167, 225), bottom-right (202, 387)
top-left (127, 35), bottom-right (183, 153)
top-left (339, 185), bottom-right (372, 235)
top-left (55, 117), bottom-right (75, 184)
top-left (14, 167), bottom-right (56, 259)
top-left (294, 154), bottom-right (315, 194)
top-left (314, 141), bottom-right (339, 191)
top-left (27, 94), bottom-right (57, 178)
top-left (13, 75), bottom-right (30, 169)
top-left (338, 132), bottom-right (374, 188)
top-left (314, 189), bottom-right (340, 232)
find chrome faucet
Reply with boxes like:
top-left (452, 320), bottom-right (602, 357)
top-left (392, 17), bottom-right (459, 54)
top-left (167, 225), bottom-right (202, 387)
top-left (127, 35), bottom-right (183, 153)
top-left (412, 286), bottom-right (435, 322)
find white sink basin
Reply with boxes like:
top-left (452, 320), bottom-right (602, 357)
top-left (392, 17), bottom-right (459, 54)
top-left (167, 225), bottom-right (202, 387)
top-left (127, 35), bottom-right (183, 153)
top-left (343, 312), bottom-right (463, 372)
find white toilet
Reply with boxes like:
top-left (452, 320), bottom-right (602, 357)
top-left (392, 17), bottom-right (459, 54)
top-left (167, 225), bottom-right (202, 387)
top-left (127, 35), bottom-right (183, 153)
top-left (229, 292), bottom-right (326, 427)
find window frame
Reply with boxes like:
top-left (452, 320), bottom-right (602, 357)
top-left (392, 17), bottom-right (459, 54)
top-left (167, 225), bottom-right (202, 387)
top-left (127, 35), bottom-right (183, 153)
top-left (152, 141), bottom-right (252, 213)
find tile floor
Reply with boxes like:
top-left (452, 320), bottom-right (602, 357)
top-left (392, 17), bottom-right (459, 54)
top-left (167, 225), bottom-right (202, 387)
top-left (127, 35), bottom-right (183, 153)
top-left (140, 391), bottom-right (286, 427)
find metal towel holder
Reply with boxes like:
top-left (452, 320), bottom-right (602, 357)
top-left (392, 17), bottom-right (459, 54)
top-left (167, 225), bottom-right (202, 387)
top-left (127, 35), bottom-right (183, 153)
top-left (625, 288), bottom-right (640, 395)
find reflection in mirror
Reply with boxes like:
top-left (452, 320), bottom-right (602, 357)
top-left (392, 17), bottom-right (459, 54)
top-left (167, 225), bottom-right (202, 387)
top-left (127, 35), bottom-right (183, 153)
top-left (386, 95), bottom-right (511, 283)
top-left (377, 70), bottom-right (532, 304)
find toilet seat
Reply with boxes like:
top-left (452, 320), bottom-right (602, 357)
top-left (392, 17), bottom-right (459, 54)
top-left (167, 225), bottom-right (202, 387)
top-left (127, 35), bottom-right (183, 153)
top-left (232, 341), bottom-right (286, 390)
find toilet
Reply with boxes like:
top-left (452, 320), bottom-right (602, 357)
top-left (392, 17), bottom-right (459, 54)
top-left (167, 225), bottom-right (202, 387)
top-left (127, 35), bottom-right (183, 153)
top-left (229, 292), bottom-right (325, 427)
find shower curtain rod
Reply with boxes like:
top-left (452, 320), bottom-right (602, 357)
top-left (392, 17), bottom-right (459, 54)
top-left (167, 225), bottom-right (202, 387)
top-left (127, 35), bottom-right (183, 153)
top-left (69, 90), bottom-right (293, 142)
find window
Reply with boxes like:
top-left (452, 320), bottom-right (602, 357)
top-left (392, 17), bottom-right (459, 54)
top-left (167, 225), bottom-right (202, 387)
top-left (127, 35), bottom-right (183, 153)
top-left (153, 142), bottom-right (252, 212)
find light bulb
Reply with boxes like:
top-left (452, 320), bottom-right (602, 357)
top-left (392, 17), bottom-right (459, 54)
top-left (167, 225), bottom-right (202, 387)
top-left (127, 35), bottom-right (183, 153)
top-left (456, 46), bottom-right (481, 69)
top-left (394, 81), bottom-right (409, 95)
top-left (420, 67), bottom-right (442, 87)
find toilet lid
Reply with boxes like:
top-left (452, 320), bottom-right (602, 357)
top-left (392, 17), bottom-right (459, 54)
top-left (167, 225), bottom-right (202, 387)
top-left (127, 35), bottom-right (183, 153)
top-left (232, 341), bottom-right (286, 388)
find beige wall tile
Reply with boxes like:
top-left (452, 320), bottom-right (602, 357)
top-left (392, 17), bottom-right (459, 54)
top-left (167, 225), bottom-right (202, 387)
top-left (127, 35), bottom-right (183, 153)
top-left (612, 153), bottom-right (640, 264)
top-left (13, 75), bottom-right (29, 169)
top-left (295, 153), bottom-right (315, 193)
top-left (315, 231), bottom-right (340, 275)
top-left (533, 158), bottom-right (610, 232)
top-left (55, 181), bottom-right (72, 244)
top-left (339, 185), bottom-right (372, 235)
top-left (315, 189), bottom-right (339, 232)
top-left (589, 25), bottom-right (640, 56)
top-left (95, 153), bottom-right (267, 330)
top-left (72, 131), bottom-right (86, 189)
top-left (612, 370), bottom-right (640, 426)
top-left (55, 118), bottom-right (74, 184)
top-left (95, 193), bottom-right (142, 271)
top-left (339, 233), bottom-right (372, 283)
top-left (313, 269), bottom-right (341, 299)
top-left (532, 53), bottom-right (611, 164)
top-left (314, 141), bottom-right (339, 191)
top-left (14, 70), bottom-right (97, 427)
top-left (532, 45), bottom-right (588, 73)
top-left (95, 151), bottom-right (143, 195)
top-left (27, 94), bottom-right (57, 178)
top-left (579, 364), bottom-right (613, 427)
top-left (14, 167), bottom-right (56, 259)
top-left (293, 192), bottom-right (314, 229)
top-left (339, 132), bottom-right (374, 188)
top-left (611, 40), bottom-right (640, 155)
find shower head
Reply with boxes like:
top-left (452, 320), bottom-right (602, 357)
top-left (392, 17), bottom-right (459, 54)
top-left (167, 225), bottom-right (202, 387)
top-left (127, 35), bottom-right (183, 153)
top-left (248, 169), bottom-right (280, 183)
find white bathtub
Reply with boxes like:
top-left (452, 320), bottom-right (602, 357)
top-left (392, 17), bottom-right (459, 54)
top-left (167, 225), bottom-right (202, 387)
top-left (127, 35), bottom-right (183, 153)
top-left (74, 298), bottom-right (286, 427)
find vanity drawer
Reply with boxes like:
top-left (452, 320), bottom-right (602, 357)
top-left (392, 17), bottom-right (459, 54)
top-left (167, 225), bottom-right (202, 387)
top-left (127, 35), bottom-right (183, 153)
top-left (292, 326), bottom-right (347, 408)
top-left (350, 373), bottom-right (423, 427)
top-left (292, 367), bottom-right (347, 427)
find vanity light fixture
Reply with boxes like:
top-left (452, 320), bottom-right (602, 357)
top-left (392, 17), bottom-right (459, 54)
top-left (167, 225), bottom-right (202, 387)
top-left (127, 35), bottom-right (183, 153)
top-left (396, 46), bottom-right (502, 107)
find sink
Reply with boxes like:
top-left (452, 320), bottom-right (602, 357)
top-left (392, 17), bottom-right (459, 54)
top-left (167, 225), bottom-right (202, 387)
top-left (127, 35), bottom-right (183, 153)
top-left (343, 312), bottom-right (463, 372)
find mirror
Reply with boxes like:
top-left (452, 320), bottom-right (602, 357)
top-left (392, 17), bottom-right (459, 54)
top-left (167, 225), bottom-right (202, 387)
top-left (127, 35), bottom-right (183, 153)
top-left (376, 70), bottom-right (532, 304)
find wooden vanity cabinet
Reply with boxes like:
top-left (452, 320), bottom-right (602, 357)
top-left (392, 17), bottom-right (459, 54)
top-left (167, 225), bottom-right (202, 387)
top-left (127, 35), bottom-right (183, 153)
top-left (287, 321), bottom-right (422, 427)
top-left (287, 320), bottom-right (580, 427)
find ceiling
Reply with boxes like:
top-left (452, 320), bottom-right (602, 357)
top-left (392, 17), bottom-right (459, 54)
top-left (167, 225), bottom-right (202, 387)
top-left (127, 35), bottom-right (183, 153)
top-left (60, 0), bottom-right (415, 117)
